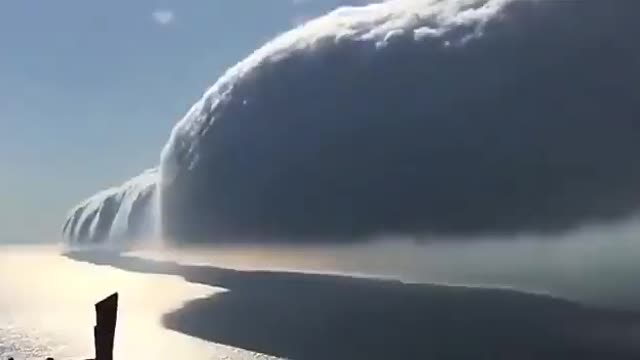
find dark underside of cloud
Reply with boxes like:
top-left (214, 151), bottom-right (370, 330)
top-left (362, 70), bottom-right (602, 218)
top-left (64, 0), bottom-right (640, 245)
top-left (159, 0), bottom-right (640, 243)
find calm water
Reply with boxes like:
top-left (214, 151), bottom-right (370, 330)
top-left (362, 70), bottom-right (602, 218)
top-left (3, 228), bottom-right (640, 359)
top-left (0, 246), bottom-right (275, 360)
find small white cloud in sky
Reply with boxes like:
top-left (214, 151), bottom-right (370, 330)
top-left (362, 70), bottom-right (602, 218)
top-left (152, 9), bottom-right (175, 25)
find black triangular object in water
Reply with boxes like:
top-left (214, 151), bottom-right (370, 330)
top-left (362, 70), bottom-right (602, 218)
top-left (94, 293), bottom-right (118, 360)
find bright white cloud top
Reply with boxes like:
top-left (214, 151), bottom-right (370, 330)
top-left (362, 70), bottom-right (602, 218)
top-left (64, 0), bottom-right (640, 245)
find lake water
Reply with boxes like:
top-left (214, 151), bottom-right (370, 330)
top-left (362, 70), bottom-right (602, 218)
top-left (3, 229), bottom-right (640, 359)
top-left (0, 246), bottom-right (276, 360)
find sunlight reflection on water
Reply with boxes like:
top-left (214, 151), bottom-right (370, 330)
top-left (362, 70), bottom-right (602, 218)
top-left (3, 222), bottom-right (640, 359)
top-left (0, 245), bottom-right (277, 360)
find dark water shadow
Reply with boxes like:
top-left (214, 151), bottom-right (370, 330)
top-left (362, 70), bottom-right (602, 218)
top-left (65, 250), bottom-right (640, 360)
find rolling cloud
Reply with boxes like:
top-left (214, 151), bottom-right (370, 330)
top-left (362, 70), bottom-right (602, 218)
top-left (64, 0), bottom-right (640, 245)
top-left (63, 169), bottom-right (158, 245)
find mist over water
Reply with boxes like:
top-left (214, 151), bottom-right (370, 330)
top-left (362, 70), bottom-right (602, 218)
top-left (129, 218), bottom-right (640, 311)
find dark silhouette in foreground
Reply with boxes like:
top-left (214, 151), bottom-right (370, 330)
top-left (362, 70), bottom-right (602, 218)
top-left (4, 293), bottom-right (118, 360)
top-left (94, 293), bottom-right (117, 360)
top-left (65, 250), bottom-right (640, 360)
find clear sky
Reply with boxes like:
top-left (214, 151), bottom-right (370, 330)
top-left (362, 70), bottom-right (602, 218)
top-left (0, 0), bottom-right (366, 243)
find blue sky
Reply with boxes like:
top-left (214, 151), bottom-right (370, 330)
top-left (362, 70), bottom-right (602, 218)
top-left (0, 0), bottom-right (366, 243)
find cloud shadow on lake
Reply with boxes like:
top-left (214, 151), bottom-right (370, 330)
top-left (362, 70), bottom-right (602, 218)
top-left (65, 250), bottom-right (640, 360)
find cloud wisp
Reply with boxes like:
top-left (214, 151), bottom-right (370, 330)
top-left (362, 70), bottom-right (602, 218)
top-left (152, 9), bottom-right (175, 26)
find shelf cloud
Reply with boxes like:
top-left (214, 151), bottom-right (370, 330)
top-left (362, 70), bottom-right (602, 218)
top-left (64, 0), bottom-right (640, 245)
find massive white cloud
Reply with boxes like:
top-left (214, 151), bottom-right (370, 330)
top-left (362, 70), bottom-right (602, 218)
top-left (64, 0), bottom-right (640, 245)
top-left (63, 169), bottom-right (158, 245)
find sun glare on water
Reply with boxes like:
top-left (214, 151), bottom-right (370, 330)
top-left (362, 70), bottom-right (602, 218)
top-left (0, 245), bottom-right (273, 360)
